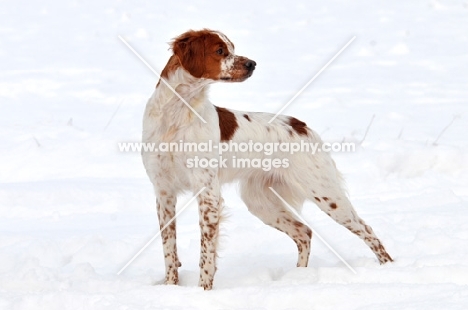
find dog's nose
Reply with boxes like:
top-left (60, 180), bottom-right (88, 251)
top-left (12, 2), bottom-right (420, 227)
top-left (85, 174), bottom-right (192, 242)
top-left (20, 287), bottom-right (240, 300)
top-left (244, 60), bottom-right (256, 70)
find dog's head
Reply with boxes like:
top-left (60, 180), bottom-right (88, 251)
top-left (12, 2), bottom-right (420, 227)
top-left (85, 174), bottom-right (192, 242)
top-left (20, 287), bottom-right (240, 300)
top-left (170, 29), bottom-right (256, 82)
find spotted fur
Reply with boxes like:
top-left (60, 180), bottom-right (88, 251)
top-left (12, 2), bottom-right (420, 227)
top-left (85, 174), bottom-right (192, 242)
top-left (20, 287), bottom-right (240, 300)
top-left (142, 29), bottom-right (392, 290)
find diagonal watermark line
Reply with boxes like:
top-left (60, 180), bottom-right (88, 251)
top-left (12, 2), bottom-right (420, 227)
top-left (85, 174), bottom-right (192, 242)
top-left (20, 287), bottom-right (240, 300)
top-left (268, 36), bottom-right (356, 123)
top-left (118, 35), bottom-right (207, 124)
top-left (268, 187), bottom-right (357, 274)
top-left (117, 187), bottom-right (206, 275)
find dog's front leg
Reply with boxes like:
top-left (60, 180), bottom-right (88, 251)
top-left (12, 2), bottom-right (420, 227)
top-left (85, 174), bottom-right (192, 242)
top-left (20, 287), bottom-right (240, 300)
top-left (156, 191), bottom-right (180, 285)
top-left (193, 168), bottom-right (221, 290)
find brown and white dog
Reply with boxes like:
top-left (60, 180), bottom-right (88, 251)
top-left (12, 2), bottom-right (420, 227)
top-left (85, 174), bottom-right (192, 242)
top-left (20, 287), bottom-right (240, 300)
top-left (142, 29), bottom-right (392, 290)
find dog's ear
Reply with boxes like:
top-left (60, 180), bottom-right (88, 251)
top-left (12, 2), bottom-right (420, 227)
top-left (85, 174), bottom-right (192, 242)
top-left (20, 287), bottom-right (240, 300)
top-left (172, 31), bottom-right (205, 78)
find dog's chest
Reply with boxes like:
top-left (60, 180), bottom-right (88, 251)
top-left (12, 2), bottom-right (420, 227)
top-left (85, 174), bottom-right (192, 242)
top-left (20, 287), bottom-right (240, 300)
top-left (141, 96), bottom-right (221, 189)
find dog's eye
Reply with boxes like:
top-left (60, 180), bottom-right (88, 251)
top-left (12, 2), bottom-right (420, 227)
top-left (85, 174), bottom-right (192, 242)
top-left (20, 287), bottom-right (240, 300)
top-left (216, 48), bottom-right (223, 55)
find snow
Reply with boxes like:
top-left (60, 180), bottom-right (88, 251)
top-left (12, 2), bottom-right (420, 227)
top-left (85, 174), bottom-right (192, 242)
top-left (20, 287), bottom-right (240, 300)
top-left (1, 0), bottom-right (468, 309)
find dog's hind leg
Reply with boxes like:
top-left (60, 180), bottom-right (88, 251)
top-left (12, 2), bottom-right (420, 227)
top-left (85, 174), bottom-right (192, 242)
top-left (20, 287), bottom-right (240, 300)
top-left (240, 179), bottom-right (312, 267)
top-left (310, 190), bottom-right (393, 264)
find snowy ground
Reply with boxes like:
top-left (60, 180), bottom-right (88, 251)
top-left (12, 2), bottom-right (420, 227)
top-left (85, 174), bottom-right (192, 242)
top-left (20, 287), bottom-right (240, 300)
top-left (1, 0), bottom-right (468, 309)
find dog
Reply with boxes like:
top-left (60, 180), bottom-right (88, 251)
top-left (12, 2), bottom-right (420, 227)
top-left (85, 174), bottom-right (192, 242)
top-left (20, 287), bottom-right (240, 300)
top-left (141, 29), bottom-right (392, 290)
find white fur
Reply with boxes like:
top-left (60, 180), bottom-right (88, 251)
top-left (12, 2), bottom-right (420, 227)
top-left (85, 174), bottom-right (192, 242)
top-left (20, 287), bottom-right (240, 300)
top-left (220, 55), bottom-right (235, 76)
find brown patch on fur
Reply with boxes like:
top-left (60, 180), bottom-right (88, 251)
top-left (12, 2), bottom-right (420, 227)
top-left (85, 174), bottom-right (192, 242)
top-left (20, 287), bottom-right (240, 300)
top-left (322, 197), bottom-right (329, 202)
top-left (293, 221), bottom-right (303, 228)
top-left (157, 55), bottom-right (180, 87)
top-left (329, 202), bottom-right (338, 209)
top-left (288, 117), bottom-right (308, 136)
top-left (314, 197), bottom-right (321, 202)
top-left (169, 29), bottom-right (254, 83)
top-left (215, 106), bottom-right (239, 141)
top-left (171, 30), bottom-right (226, 79)
top-left (243, 114), bottom-right (251, 121)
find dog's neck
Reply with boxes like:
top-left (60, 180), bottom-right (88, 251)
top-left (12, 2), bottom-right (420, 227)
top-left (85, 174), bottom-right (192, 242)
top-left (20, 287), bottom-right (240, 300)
top-left (143, 56), bottom-right (214, 143)
top-left (150, 55), bottom-right (213, 111)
